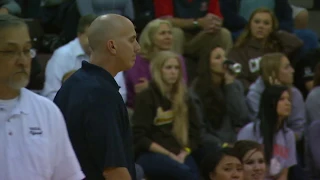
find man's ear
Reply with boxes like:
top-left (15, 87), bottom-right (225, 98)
top-left (107, 40), bottom-right (117, 54)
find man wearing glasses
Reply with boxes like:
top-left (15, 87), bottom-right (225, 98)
top-left (0, 14), bottom-right (84, 180)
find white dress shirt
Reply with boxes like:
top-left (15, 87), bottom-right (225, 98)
top-left (0, 88), bottom-right (84, 180)
top-left (42, 38), bottom-right (127, 102)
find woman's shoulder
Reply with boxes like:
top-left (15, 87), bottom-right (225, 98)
top-left (237, 122), bottom-right (257, 140)
top-left (283, 127), bottom-right (295, 139)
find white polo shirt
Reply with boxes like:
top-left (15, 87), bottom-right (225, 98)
top-left (0, 88), bottom-right (85, 180)
top-left (42, 38), bottom-right (127, 102)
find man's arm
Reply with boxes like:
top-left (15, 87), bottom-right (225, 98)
top-left (103, 168), bottom-right (131, 180)
top-left (153, 0), bottom-right (222, 30)
top-left (219, 0), bottom-right (247, 31)
top-left (51, 104), bottom-right (85, 180)
top-left (85, 88), bottom-right (132, 179)
top-left (274, 0), bottom-right (294, 32)
top-left (42, 51), bottom-right (68, 100)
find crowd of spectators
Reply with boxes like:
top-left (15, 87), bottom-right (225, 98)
top-left (4, 0), bottom-right (320, 179)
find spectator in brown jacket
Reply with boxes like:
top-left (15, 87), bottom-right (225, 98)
top-left (228, 8), bottom-right (303, 91)
top-left (132, 51), bottom-right (201, 180)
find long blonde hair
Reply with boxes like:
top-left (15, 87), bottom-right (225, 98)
top-left (235, 8), bottom-right (280, 49)
top-left (150, 51), bottom-right (189, 146)
top-left (139, 19), bottom-right (173, 59)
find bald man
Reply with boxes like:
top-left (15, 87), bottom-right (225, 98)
top-left (54, 14), bottom-right (140, 180)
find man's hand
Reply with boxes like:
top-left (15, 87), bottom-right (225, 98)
top-left (103, 167), bottom-right (131, 180)
top-left (198, 13), bottom-right (222, 33)
top-left (134, 78), bottom-right (149, 94)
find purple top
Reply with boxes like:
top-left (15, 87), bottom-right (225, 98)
top-left (125, 54), bottom-right (188, 108)
top-left (238, 122), bottom-right (297, 179)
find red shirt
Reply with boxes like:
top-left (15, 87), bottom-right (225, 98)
top-left (153, 0), bottom-right (223, 18)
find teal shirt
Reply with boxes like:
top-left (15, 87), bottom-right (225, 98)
top-left (239, 0), bottom-right (275, 20)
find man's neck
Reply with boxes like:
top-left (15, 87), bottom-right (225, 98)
top-left (0, 85), bottom-right (20, 100)
top-left (90, 54), bottom-right (119, 77)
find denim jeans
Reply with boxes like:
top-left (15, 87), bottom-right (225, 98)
top-left (136, 152), bottom-right (200, 180)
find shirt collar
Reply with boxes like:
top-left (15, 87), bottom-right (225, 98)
top-left (72, 38), bottom-right (87, 58)
top-left (11, 88), bottom-right (31, 116)
top-left (81, 61), bottom-right (120, 90)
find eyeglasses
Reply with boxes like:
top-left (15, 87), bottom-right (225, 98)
top-left (0, 49), bottom-right (37, 59)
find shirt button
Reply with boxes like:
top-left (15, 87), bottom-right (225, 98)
top-left (8, 132), bottom-right (12, 136)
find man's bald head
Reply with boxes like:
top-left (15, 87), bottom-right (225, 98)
top-left (88, 14), bottom-right (134, 51)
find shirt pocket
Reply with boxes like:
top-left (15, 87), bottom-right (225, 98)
top-left (23, 136), bottom-right (52, 179)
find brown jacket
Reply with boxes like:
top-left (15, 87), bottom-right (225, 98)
top-left (132, 82), bottom-right (201, 156)
top-left (228, 31), bottom-right (303, 91)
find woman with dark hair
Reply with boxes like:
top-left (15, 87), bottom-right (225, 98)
top-left (238, 85), bottom-right (297, 180)
top-left (190, 46), bottom-right (249, 148)
top-left (233, 140), bottom-right (266, 180)
top-left (247, 52), bottom-right (305, 140)
top-left (201, 147), bottom-right (243, 180)
top-left (227, 8), bottom-right (302, 90)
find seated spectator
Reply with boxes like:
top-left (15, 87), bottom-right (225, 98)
top-left (238, 85), bottom-right (297, 180)
top-left (190, 46), bottom-right (249, 147)
top-left (306, 62), bottom-right (320, 125)
top-left (291, 4), bottom-right (308, 29)
top-left (247, 53), bottom-right (305, 140)
top-left (132, 51), bottom-right (201, 180)
top-left (294, 49), bottom-right (320, 99)
top-left (40, 0), bottom-right (80, 44)
top-left (201, 147), bottom-right (243, 180)
top-left (220, 0), bottom-right (318, 54)
top-left (305, 120), bottom-right (320, 180)
top-left (0, 0), bottom-right (21, 15)
top-left (125, 19), bottom-right (188, 108)
top-left (233, 140), bottom-right (266, 180)
top-left (153, 0), bottom-right (233, 64)
top-left (227, 8), bottom-right (303, 90)
top-left (76, 0), bottom-right (134, 20)
top-left (42, 14), bottom-right (128, 102)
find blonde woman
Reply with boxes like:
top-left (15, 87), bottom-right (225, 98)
top-left (132, 51), bottom-right (200, 180)
top-left (125, 19), bottom-right (188, 108)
